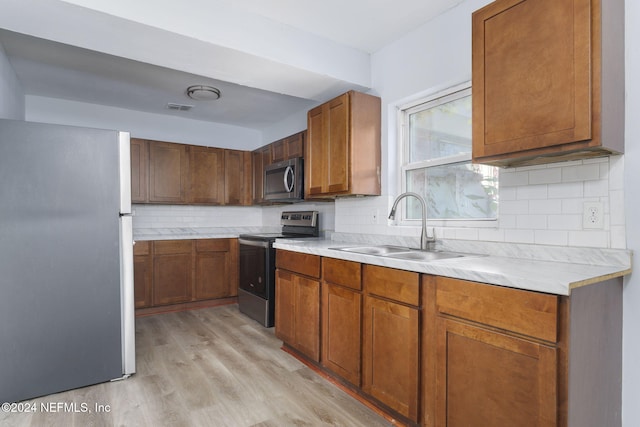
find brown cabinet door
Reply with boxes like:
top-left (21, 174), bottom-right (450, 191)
top-left (435, 317), bottom-right (557, 427)
top-left (275, 269), bottom-right (321, 362)
top-left (224, 149), bottom-right (251, 205)
top-left (193, 239), bottom-right (238, 300)
top-left (322, 283), bottom-right (361, 386)
top-left (148, 141), bottom-right (188, 203)
top-left (271, 138), bottom-right (286, 163)
top-left (472, 0), bottom-right (592, 161)
top-left (130, 138), bottom-right (148, 203)
top-left (275, 269), bottom-right (296, 344)
top-left (133, 241), bottom-right (152, 308)
top-left (294, 274), bottom-right (320, 362)
top-left (306, 104), bottom-right (327, 196)
top-left (286, 131), bottom-right (305, 159)
top-left (326, 93), bottom-right (350, 193)
top-left (152, 240), bottom-right (192, 305)
top-left (362, 295), bottom-right (419, 421)
top-left (188, 146), bottom-right (224, 204)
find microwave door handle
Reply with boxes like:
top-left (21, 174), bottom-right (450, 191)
top-left (284, 166), bottom-right (294, 192)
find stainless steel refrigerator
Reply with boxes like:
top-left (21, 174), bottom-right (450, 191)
top-left (0, 118), bottom-right (135, 403)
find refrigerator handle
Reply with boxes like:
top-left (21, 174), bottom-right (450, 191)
top-left (118, 132), bottom-right (132, 215)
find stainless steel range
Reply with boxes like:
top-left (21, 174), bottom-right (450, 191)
top-left (238, 211), bottom-right (319, 327)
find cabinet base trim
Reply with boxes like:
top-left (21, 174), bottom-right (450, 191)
top-left (135, 297), bottom-right (237, 317)
top-left (280, 344), bottom-right (415, 427)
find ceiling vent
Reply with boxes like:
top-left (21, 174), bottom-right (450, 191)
top-left (167, 103), bottom-right (193, 111)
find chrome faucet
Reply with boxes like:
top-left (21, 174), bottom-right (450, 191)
top-left (388, 192), bottom-right (435, 251)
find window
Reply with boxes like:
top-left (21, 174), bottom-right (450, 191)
top-left (399, 85), bottom-right (498, 222)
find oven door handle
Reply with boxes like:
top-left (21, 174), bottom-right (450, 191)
top-left (239, 238), bottom-right (271, 248)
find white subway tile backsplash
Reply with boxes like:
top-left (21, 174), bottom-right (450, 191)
top-left (516, 215), bottom-right (547, 229)
top-left (569, 230), bottom-right (609, 248)
top-left (500, 200), bottom-right (529, 215)
top-left (516, 184), bottom-right (548, 200)
top-left (548, 214), bottom-right (582, 230)
top-left (529, 199), bottom-right (562, 215)
top-left (548, 182), bottom-right (584, 199)
top-left (504, 229), bottom-right (535, 244)
top-left (534, 230), bottom-right (569, 246)
top-left (561, 163), bottom-right (600, 182)
top-left (529, 168), bottom-right (562, 185)
top-left (499, 170), bottom-right (529, 187)
top-left (584, 179), bottom-right (609, 197)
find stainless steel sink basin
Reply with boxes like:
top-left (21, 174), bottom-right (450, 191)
top-left (329, 245), bottom-right (478, 262)
top-left (384, 250), bottom-right (465, 261)
top-left (331, 245), bottom-right (414, 255)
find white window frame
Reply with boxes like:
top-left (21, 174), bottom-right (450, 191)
top-left (396, 82), bottom-right (498, 227)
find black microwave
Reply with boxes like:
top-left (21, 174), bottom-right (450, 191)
top-left (264, 157), bottom-right (304, 202)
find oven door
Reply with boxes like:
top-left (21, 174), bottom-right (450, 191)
top-left (238, 238), bottom-right (269, 299)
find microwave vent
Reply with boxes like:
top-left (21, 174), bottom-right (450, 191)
top-left (167, 103), bottom-right (193, 111)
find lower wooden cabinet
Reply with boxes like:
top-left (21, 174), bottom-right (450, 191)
top-left (362, 265), bottom-right (420, 422)
top-left (273, 251), bottom-right (623, 427)
top-left (153, 240), bottom-right (193, 306)
top-left (194, 239), bottom-right (238, 300)
top-left (133, 238), bottom-right (239, 311)
top-left (423, 275), bottom-right (623, 427)
top-left (133, 241), bottom-right (152, 308)
top-left (275, 250), bottom-right (321, 362)
top-left (321, 257), bottom-right (362, 387)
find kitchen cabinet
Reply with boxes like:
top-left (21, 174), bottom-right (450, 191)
top-left (252, 145), bottom-right (271, 204)
top-left (130, 138), bottom-right (148, 203)
top-left (194, 238), bottom-right (239, 300)
top-left (472, 0), bottom-right (624, 167)
top-left (133, 238), bottom-right (239, 311)
top-left (133, 241), bottom-right (152, 308)
top-left (422, 275), bottom-right (622, 427)
top-left (275, 250), bottom-right (321, 361)
top-left (306, 91), bottom-right (381, 198)
top-left (148, 141), bottom-right (189, 203)
top-left (321, 258), bottom-right (362, 387)
top-left (224, 149), bottom-right (252, 206)
top-left (152, 240), bottom-right (193, 305)
top-left (188, 145), bottom-right (224, 205)
top-left (362, 265), bottom-right (420, 422)
top-left (271, 131), bottom-right (305, 163)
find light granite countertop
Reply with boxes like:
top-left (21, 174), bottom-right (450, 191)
top-left (133, 227), bottom-right (281, 241)
top-left (272, 235), bottom-right (632, 296)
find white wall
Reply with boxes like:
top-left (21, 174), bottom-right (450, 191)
top-left (623, 0), bottom-right (640, 425)
top-left (26, 96), bottom-right (261, 150)
top-left (0, 43), bottom-right (24, 120)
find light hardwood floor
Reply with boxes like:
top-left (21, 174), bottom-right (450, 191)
top-left (1, 304), bottom-right (392, 426)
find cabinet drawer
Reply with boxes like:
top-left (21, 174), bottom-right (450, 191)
top-left (364, 265), bottom-right (419, 307)
top-left (435, 276), bottom-right (558, 342)
top-left (153, 240), bottom-right (193, 255)
top-left (133, 240), bottom-right (150, 255)
top-left (276, 250), bottom-right (321, 278)
top-left (196, 238), bottom-right (231, 252)
top-left (323, 257), bottom-right (361, 290)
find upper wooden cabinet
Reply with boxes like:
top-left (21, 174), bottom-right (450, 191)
top-left (132, 138), bottom-right (252, 206)
top-left (224, 149), bottom-right (252, 206)
top-left (271, 131), bottom-right (305, 163)
top-left (148, 141), bottom-right (189, 203)
top-left (472, 0), bottom-right (624, 167)
top-left (306, 91), bottom-right (381, 198)
top-left (188, 146), bottom-right (225, 205)
top-left (252, 145), bottom-right (271, 204)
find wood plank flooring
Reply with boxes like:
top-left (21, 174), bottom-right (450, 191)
top-left (1, 304), bottom-right (392, 426)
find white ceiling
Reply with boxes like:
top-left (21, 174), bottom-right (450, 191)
top-left (0, 0), bottom-right (466, 130)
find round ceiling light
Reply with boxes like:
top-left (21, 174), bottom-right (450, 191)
top-left (186, 85), bottom-right (221, 101)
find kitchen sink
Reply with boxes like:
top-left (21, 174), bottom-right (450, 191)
top-left (329, 245), bottom-right (478, 262)
top-left (332, 245), bottom-right (415, 255)
top-left (383, 250), bottom-right (465, 261)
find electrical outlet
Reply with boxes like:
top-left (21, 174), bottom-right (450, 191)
top-left (583, 201), bottom-right (604, 229)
